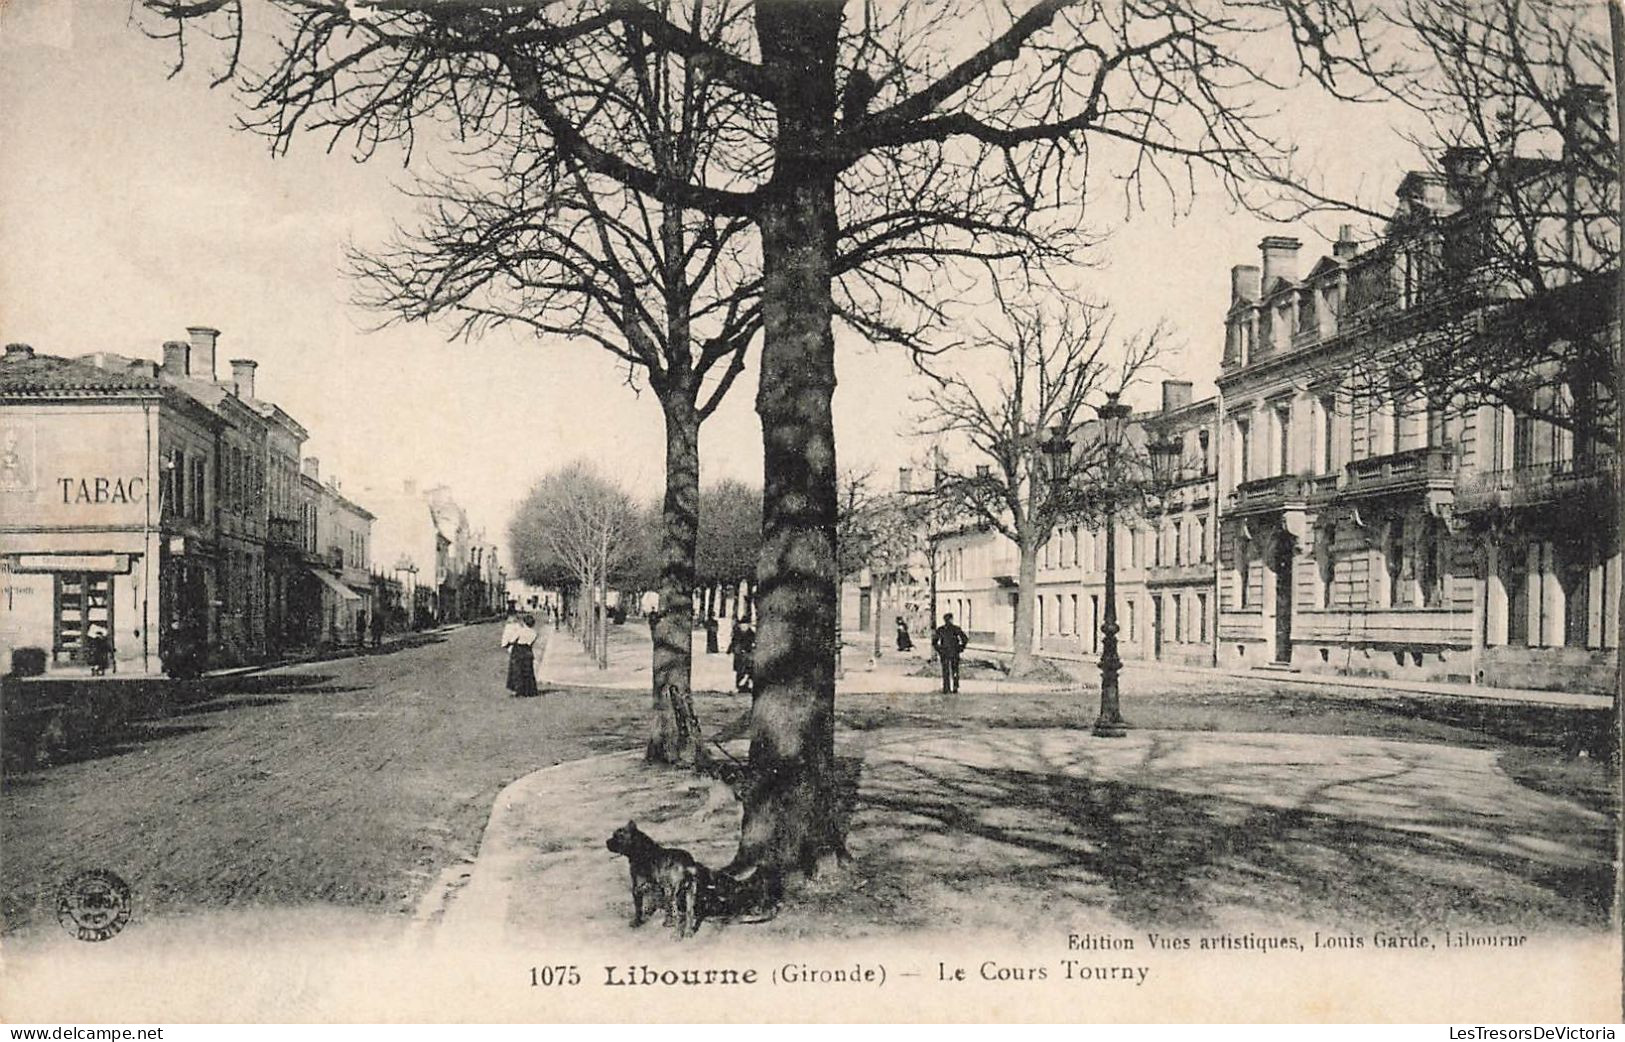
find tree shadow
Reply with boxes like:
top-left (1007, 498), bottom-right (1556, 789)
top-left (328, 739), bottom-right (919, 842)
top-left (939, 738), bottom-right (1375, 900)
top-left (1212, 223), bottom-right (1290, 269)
top-left (854, 755), bottom-right (1613, 931)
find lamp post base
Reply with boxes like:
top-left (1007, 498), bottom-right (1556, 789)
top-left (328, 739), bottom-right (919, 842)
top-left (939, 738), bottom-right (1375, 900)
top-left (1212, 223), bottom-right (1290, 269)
top-left (1091, 717), bottom-right (1128, 738)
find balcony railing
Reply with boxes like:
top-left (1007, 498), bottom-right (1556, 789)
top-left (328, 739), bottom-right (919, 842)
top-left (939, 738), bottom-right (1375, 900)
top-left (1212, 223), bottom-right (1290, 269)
top-left (1306, 472), bottom-right (1342, 502)
top-left (1342, 446), bottom-right (1456, 499)
top-left (267, 516), bottom-right (301, 547)
top-left (1228, 474), bottom-right (1306, 515)
top-left (1458, 457), bottom-right (1617, 513)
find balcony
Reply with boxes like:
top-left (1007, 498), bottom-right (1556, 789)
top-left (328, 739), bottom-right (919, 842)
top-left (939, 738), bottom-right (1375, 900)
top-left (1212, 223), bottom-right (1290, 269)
top-left (1457, 457), bottom-right (1617, 514)
top-left (1342, 446), bottom-right (1457, 500)
top-left (1306, 472), bottom-right (1342, 503)
top-left (1227, 474), bottom-right (1307, 516)
top-left (1144, 561), bottom-right (1216, 586)
top-left (267, 516), bottom-right (302, 548)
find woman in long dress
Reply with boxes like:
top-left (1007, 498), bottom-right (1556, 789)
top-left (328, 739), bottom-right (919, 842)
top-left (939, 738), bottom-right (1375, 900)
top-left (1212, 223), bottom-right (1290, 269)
top-left (504, 614), bottom-right (539, 697)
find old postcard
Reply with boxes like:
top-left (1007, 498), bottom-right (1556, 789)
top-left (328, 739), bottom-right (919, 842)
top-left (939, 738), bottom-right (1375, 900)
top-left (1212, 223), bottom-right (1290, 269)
top-left (1, 0), bottom-right (1620, 1025)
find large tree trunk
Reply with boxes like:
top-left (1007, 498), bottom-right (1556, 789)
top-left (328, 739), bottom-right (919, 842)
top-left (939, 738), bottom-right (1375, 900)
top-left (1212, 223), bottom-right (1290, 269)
top-left (648, 395), bottom-right (706, 766)
top-left (1011, 539), bottom-right (1040, 674)
top-left (732, 0), bottom-right (846, 881)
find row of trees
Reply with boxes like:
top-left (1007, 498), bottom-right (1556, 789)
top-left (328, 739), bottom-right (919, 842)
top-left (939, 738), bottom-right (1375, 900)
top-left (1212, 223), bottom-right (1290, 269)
top-left (143, 0), bottom-right (1617, 884)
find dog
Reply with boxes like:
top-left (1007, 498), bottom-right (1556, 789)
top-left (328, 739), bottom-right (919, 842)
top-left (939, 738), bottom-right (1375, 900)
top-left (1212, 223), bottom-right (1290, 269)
top-left (606, 821), bottom-right (705, 938)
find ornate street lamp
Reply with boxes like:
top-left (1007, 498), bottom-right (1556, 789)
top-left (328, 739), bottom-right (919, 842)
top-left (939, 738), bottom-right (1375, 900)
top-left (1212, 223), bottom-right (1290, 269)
top-left (1091, 393), bottom-right (1133, 737)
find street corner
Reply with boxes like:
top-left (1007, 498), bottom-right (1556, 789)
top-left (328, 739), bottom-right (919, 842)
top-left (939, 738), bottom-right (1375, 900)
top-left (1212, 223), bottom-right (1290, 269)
top-left (438, 749), bottom-right (745, 945)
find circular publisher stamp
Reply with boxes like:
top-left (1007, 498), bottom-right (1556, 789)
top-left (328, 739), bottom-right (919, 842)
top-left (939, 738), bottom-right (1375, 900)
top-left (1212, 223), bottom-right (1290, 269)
top-left (56, 869), bottom-right (131, 942)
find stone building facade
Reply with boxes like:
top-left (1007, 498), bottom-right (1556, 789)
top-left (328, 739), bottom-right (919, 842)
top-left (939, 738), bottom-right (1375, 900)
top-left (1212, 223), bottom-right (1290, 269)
top-left (0, 327), bottom-right (376, 675)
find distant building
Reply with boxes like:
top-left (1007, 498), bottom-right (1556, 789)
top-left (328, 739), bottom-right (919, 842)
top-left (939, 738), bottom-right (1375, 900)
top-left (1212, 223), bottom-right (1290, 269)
top-left (932, 380), bottom-right (1219, 666)
top-left (0, 326), bottom-right (375, 675)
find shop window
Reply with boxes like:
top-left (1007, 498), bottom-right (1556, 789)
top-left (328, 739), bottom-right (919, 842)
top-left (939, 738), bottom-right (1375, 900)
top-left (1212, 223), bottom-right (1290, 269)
top-left (54, 572), bottom-right (112, 665)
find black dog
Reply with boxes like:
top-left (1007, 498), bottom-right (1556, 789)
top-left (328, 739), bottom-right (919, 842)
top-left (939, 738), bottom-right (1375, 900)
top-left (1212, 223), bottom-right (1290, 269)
top-left (606, 821), bottom-right (705, 938)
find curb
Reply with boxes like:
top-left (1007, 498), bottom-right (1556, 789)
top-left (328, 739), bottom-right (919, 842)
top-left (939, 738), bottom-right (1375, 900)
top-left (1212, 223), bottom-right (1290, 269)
top-left (420, 748), bottom-right (643, 942)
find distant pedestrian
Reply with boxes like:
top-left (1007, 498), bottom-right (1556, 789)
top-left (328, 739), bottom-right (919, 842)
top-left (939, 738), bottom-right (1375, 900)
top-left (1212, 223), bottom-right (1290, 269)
top-left (895, 617), bottom-right (914, 652)
top-left (370, 608), bottom-right (385, 648)
top-left (504, 613), bottom-right (539, 697)
top-left (704, 615), bottom-right (720, 654)
top-left (647, 608), bottom-right (661, 641)
top-left (731, 619), bottom-right (756, 694)
top-left (85, 620), bottom-right (111, 675)
top-left (932, 613), bottom-right (969, 694)
top-left (355, 610), bottom-right (368, 649)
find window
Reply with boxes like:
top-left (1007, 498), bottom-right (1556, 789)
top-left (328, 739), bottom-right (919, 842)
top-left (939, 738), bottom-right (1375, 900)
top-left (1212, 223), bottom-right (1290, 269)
top-left (1274, 403), bottom-right (1291, 475)
top-left (1296, 290), bottom-right (1317, 337)
top-left (1172, 519), bottom-right (1184, 566)
top-left (1197, 592), bottom-right (1209, 643)
top-left (1236, 416), bottom-right (1252, 483)
top-left (1089, 595), bottom-right (1100, 653)
top-left (1419, 517), bottom-right (1446, 608)
top-left (191, 457), bottom-right (207, 522)
top-left (1426, 399), bottom-right (1447, 449)
top-left (1560, 553), bottom-right (1589, 647)
top-left (1238, 546), bottom-right (1252, 609)
top-left (1173, 593), bottom-right (1185, 642)
top-left (1317, 395), bottom-right (1337, 473)
top-left (1196, 516), bottom-right (1209, 563)
top-left (1126, 598), bottom-right (1137, 642)
top-left (1386, 520), bottom-right (1406, 608)
top-left (170, 449), bottom-right (186, 518)
top-left (1317, 534), bottom-right (1336, 609)
top-left (1069, 594), bottom-right (1079, 639)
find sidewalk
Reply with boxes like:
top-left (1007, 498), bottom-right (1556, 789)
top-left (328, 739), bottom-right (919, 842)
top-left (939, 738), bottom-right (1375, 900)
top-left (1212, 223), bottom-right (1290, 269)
top-left (974, 643), bottom-right (1616, 710)
top-left (537, 620), bottom-right (1072, 695)
top-left (434, 722), bottom-right (1614, 950)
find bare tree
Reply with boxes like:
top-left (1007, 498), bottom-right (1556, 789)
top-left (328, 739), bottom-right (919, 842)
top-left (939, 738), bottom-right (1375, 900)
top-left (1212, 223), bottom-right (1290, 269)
top-left (917, 299), bottom-right (1165, 674)
top-left (833, 470), bottom-right (925, 660)
top-left (511, 462), bottom-right (638, 668)
top-left (143, 0), bottom-right (1390, 881)
top-left (1322, 0), bottom-right (1617, 451)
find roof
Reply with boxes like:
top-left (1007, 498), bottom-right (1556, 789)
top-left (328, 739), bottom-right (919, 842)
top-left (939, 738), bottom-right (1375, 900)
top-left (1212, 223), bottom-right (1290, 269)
top-left (0, 349), bottom-right (163, 396)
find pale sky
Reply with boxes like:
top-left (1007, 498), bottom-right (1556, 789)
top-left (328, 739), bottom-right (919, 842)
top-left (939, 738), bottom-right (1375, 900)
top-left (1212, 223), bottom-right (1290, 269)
top-left (0, 0), bottom-right (1424, 565)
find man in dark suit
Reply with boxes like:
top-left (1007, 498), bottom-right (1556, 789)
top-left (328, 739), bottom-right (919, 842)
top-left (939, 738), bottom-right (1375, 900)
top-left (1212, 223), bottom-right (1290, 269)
top-left (932, 613), bottom-right (969, 694)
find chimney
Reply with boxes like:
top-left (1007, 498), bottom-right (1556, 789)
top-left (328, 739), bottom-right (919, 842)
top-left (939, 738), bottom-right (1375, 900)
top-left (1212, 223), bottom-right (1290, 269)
top-left (302, 456), bottom-right (320, 480)
top-left (897, 466), bottom-right (912, 493)
top-left (1161, 380), bottom-right (1194, 414)
top-left (1259, 235), bottom-right (1302, 288)
top-left (1229, 264), bottom-right (1261, 304)
top-left (161, 340), bottom-right (190, 375)
top-left (1440, 146), bottom-right (1486, 182)
top-left (230, 358), bottom-right (258, 401)
top-left (128, 358), bottom-right (159, 377)
top-left (3, 343), bottom-right (34, 362)
top-left (1333, 224), bottom-right (1359, 260)
top-left (1562, 83), bottom-right (1610, 160)
top-left (186, 326), bottom-right (219, 381)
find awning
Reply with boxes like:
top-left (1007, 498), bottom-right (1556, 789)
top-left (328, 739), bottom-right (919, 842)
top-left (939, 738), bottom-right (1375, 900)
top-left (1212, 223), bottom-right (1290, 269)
top-left (308, 568), bottom-right (362, 602)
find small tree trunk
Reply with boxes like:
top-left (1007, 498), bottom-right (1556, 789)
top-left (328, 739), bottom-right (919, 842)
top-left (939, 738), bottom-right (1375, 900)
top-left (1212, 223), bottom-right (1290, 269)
top-left (1011, 539), bottom-right (1040, 674)
top-left (871, 577), bottom-right (886, 659)
top-left (649, 395), bottom-right (706, 766)
top-left (598, 566), bottom-right (609, 669)
top-left (731, 0), bottom-right (847, 882)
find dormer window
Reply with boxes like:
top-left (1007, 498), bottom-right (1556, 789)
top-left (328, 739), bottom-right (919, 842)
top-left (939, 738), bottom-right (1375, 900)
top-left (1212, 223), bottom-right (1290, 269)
top-left (1296, 290), bottom-right (1318, 338)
